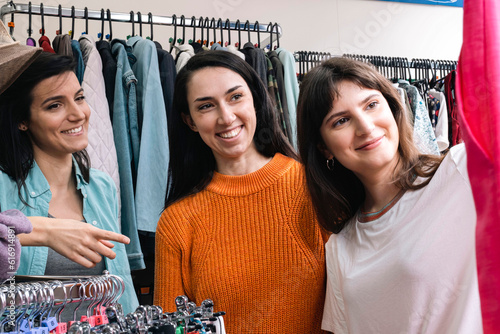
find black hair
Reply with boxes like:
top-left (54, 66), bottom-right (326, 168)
top-left (165, 50), bottom-right (296, 208)
top-left (0, 52), bottom-right (90, 206)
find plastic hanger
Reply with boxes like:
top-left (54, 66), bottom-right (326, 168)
top-left (39, 3), bottom-right (45, 36)
top-left (168, 14), bottom-right (177, 52)
top-left (106, 9), bottom-right (113, 40)
top-left (266, 22), bottom-right (273, 51)
top-left (97, 9), bottom-right (105, 40)
top-left (70, 6), bottom-right (75, 39)
top-left (26, 2), bottom-right (36, 46)
top-left (137, 11), bottom-right (143, 37)
top-left (210, 17), bottom-right (216, 46)
top-left (243, 20), bottom-right (251, 45)
top-left (179, 15), bottom-right (186, 44)
top-left (217, 18), bottom-right (223, 46)
top-left (235, 19), bottom-right (241, 48)
top-left (224, 19), bottom-right (231, 47)
top-left (56, 4), bottom-right (62, 35)
top-left (204, 17), bottom-right (210, 46)
top-left (253, 21), bottom-right (260, 48)
top-left (127, 11), bottom-right (135, 40)
top-left (146, 12), bottom-right (153, 40)
top-left (273, 22), bottom-right (280, 49)
top-left (189, 16), bottom-right (196, 43)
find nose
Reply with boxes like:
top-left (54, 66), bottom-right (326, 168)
top-left (355, 113), bottom-right (375, 136)
top-left (217, 103), bottom-right (236, 125)
top-left (67, 99), bottom-right (89, 122)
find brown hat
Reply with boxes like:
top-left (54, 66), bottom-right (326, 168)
top-left (0, 20), bottom-right (42, 95)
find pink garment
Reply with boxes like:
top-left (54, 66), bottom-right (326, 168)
top-left (456, 0), bottom-right (500, 332)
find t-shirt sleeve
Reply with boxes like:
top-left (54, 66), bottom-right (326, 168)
top-left (322, 236), bottom-right (349, 334)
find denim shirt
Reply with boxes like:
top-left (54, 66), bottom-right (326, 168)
top-left (127, 36), bottom-right (169, 232)
top-left (110, 39), bottom-right (145, 270)
top-left (0, 159), bottom-right (139, 315)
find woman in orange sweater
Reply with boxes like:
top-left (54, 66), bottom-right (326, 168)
top-left (154, 51), bottom-right (327, 333)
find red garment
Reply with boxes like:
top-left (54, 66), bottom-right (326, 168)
top-left (456, 0), bottom-right (500, 332)
top-left (444, 70), bottom-right (462, 146)
top-left (38, 36), bottom-right (55, 54)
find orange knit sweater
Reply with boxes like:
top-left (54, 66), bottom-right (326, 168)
top-left (154, 153), bottom-right (327, 333)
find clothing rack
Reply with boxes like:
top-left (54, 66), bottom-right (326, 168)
top-left (0, 2), bottom-right (282, 47)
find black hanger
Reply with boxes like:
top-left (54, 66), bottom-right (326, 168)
top-left (83, 7), bottom-right (89, 35)
top-left (147, 12), bottom-right (153, 40)
top-left (224, 19), bottom-right (231, 46)
top-left (243, 20), bottom-right (251, 44)
top-left (99, 9), bottom-right (105, 41)
top-left (253, 21), bottom-right (260, 48)
top-left (266, 22), bottom-right (273, 50)
top-left (199, 16), bottom-right (205, 45)
top-left (70, 5), bottom-right (75, 39)
top-left (169, 14), bottom-right (177, 52)
top-left (273, 23), bottom-right (280, 49)
top-left (179, 15), bottom-right (186, 44)
top-left (204, 17), bottom-right (210, 46)
top-left (107, 9), bottom-right (113, 40)
top-left (57, 4), bottom-right (62, 35)
top-left (129, 11), bottom-right (135, 39)
top-left (40, 3), bottom-right (45, 36)
top-left (217, 18), bottom-right (223, 46)
top-left (27, 2), bottom-right (33, 40)
top-left (137, 12), bottom-right (143, 37)
top-left (235, 19), bottom-right (241, 48)
top-left (210, 18), bottom-right (216, 46)
top-left (190, 16), bottom-right (197, 43)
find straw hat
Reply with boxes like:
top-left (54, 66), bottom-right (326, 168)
top-left (0, 20), bottom-right (42, 95)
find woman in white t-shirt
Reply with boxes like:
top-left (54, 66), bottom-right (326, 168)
top-left (296, 57), bottom-right (482, 334)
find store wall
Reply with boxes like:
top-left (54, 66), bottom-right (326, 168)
top-left (2, 0), bottom-right (463, 60)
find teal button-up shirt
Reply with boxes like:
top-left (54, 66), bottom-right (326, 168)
top-left (0, 158), bottom-right (139, 314)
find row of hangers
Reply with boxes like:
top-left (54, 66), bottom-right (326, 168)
top-left (4, 1), bottom-right (281, 52)
top-left (294, 51), bottom-right (333, 81)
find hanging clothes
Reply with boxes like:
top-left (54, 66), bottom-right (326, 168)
top-left (154, 42), bottom-right (176, 122)
top-left (38, 35), bottom-right (55, 53)
top-left (109, 39), bottom-right (145, 271)
top-left (79, 34), bottom-right (121, 206)
top-left (456, 0), bottom-right (500, 332)
top-left (174, 43), bottom-right (195, 72)
top-left (445, 70), bottom-right (462, 146)
top-left (398, 80), bottom-right (440, 155)
top-left (240, 42), bottom-right (268, 87)
top-left (429, 89), bottom-right (450, 151)
top-left (96, 40), bottom-right (117, 123)
top-left (276, 47), bottom-right (300, 149)
top-left (70, 39), bottom-right (85, 84)
top-left (126, 36), bottom-right (169, 233)
top-left (52, 34), bottom-right (72, 56)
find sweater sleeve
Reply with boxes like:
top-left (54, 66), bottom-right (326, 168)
top-left (455, 1), bottom-right (500, 333)
top-left (154, 211), bottom-right (189, 312)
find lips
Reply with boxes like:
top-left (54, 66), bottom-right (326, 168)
top-left (217, 126), bottom-right (242, 139)
top-left (356, 136), bottom-right (384, 150)
top-left (61, 125), bottom-right (83, 134)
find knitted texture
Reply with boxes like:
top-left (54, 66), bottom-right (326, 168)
top-left (155, 154), bottom-right (327, 333)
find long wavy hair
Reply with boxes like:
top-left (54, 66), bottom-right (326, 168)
top-left (0, 52), bottom-right (90, 206)
top-left (297, 57), bottom-right (443, 233)
top-left (165, 50), bottom-right (296, 209)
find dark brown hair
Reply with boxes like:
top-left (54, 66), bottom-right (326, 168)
top-left (297, 57), bottom-right (443, 233)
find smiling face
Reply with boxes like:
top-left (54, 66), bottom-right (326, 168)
top-left (22, 71), bottom-right (90, 160)
top-left (319, 80), bottom-right (400, 182)
top-left (183, 66), bottom-right (261, 166)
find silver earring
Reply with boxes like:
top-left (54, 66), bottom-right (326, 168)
top-left (326, 158), bottom-right (335, 171)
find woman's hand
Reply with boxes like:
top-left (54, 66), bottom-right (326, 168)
top-left (18, 216), bottom-right (130, 268)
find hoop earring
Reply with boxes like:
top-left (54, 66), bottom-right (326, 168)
top-left (19, 124), bottom-right (28, 131)
top-left (326, 158), bottom-right (335, 171)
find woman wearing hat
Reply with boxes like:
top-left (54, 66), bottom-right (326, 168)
top-left (0, 21), bottom-right (138, 314)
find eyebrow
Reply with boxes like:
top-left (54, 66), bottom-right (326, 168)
top-left (41, 88), bottom-right (85, 105)
top-left (324, 93), bottom-right (381, 125)
top-left (193, 85), bottom-right (243, 103)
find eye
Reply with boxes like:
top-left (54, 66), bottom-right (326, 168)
top-left (47, 103), bottom-right (61, 110)
top-left (231, 93), bottom-right (243, 101)
top-left (367, 101), bottom-right (379, 109)
top-left (75, 95), bottom-right (86, 102)
top-left (198, 103), bottom-right (214, 111)
top-left (333, 117), bottom-right (349, 128)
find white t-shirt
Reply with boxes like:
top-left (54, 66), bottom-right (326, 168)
top-left (322, 144), bottom-right (483, 334)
